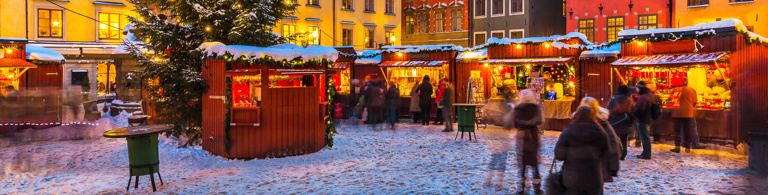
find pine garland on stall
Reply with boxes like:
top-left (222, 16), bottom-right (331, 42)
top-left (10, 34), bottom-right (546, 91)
top-left (224, 76), bottom-right (232, 154)
top-left (324, 63), bottom-right (336, 147)
top-left (124, 0), bottom-right (297, 146)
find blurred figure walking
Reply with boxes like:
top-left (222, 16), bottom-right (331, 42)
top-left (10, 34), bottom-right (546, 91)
top-left (438, 79), bottom-right (454, 132)
top-left (385, 83), bottom-right (401, 129)
top-left (409, 83), bottom-right (421, 123)
top-left (581, 97), bottom-right (622, 182)
top-left (555, 105), bottom-right (611, 195)
top-left (607, 85), bottom-right (636, 160)
top-left (417, 75), bottom-right (434, 126)
top-left (511, 90), bottom-right (544, 194)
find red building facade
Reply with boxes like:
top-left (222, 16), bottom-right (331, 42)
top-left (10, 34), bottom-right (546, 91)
top-left (401, 0), bottom-right (470, 46)
top-left (566, 0), bottom-right (672, 44)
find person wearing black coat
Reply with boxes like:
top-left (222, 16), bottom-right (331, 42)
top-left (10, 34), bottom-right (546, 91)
top-left (385, 83), bottom-right (401, 129)
top-left (633, 82), bottom-right (654, 159)
top-left (417, 75), bottom-right (434, 126)
top-left (555, 105), bottom-right (611, 195)
top-left (607, 85), bottom-right (636, 160)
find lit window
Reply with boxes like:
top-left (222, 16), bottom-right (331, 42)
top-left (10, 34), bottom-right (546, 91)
top-left (578, 19), bottom-right (595, 43)
top-left (365, 30), bottom-right (374, 48)
top-left (385, 31), bottom-right (394, 45)
top-left (607, 17), bottom-right (624, 42)
top-left (38, 9), bottom-right (63, 37)
top-left (282, 24), bottom-right (296, 44)
top-left (342, 29), bottom-right (353, 46)
top-left (308, 26), bottom-right (320, 45)
top-left (638, 15), bottom-right (657, 30)
top-left (688, 0), bottom-right (709, 6)
top-left (99, 13), bottom-right (122, 40)
top-left (405, 14), bottom-right (415, 34)
top-left (342, 0), bottom-right (354, 9)
top-left (418, 12), bottom-right (429, 33)
top-left (307, 0), bottom-right (319, 6)
top-left (435, 11), bottom-right (445, 32)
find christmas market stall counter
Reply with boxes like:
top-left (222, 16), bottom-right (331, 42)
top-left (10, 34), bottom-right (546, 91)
top-left (198, 42), bottom-right (338, 159)
top-left (378, 45), bottom-right (463, 120)
top-left (609, 19), bottom-right (768, 174)
top-left (472, 33), bottom-right (589, 130)
top-left (330, 47), bottom-right (356, 118)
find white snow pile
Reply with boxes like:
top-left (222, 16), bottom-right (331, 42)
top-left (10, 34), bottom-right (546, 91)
top-left (580, 43), bottom-right (621, 60)
top-left (476, 32), bottom-right (594, 49)
top-left (354, 50), bottom-right (382, 65)
top-left (112, 23), bottom-right (145, 55)
top-left (25, 44), bottom-right (65, 62)
top-left (110, 99), bottom-right (140, 106)
top-left (197, 42), bottom-right (339, 61)
top-left (381, 44), bottom-right (465, 53)
top-left (456, 48), bottom-right (487, 61)
top-left (618, 19), bottom-right (768, 43)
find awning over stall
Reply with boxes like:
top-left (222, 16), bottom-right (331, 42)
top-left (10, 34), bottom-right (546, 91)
top-left (275, 69), bottom-right (326, 75)
top-left (611, 52), bottom-right (727, 66)
top-left (332, 62), bottom-right (350, 70)
top-left (480, 57), bottom-right (573, 65)
top-left (0, 59), bottom-right (38, 68)
top-left (379, 60), bottom-right (448, 67)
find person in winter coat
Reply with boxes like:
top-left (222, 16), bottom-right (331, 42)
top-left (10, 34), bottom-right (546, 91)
top-left (438, 79), bottom-right (454, 132)
top-left (633, 81), bottom-right (654, 159)
top-left (607, 85), bottom-right (636, 160)
top-left (555, 105), bottom-right (611, 195)
top-left (433, 79), bottom-right (445, 125)
top-left (409, 83), bottom-right (421, 123)
top-left (670, 80), bottom-right (701, 153)
top-left (366, 80), bottom-right (386, 129)
top-left (581, 97), bottom-right (622, 182)
top-left (417, 75), bottom-right (434, 126)
top-left (385, 83), bottom-right (401, 129)
top-left (512, 90), bottom-right (544, 194)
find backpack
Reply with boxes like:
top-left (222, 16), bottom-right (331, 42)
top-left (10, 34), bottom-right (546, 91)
top-left (651, 102), bottom-right (662, 120)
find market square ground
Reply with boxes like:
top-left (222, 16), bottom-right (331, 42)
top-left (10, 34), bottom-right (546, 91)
top-left (1, 114), bottom-right (766, 194)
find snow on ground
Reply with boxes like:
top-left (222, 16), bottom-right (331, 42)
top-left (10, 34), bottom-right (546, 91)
top-left (1, 121), bottom-right (766, 194)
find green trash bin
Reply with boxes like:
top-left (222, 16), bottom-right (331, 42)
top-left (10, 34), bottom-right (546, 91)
top-left (454, 104), bottom-right (482, 140)
top-left (127, 134), bottom-right (160, 176)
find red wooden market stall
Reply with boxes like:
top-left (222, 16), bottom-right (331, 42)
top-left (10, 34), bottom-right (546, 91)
top-left (471, 33), bottom-right (589, 130)
top-left (377, 45), bottom-right (462, 120)
top-left (330, 47), bottom-right (356, 118)
top-left (607, 19), bottom-right (768, 174)
top-left (198, 42), bottom-right (338, 159)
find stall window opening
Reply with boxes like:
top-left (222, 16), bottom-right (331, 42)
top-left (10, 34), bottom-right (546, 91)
top-left (623, 65), bottom-right (731, 110)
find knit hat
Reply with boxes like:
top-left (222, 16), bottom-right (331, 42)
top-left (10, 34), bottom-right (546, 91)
top-left (636, 81), bottom-right (647, 88)
top-left (617, 85), bottom-right (630, 95)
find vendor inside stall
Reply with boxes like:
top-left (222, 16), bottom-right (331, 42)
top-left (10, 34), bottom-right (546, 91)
top-left (384, 63), bottom-right (448, 98)
top-left (485, 62), bottom-right (576, 102)
top-left (619, 62), bottom-right (731, 110)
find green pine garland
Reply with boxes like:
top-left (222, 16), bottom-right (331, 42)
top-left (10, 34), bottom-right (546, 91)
top-left (216, 53), bottom-right (333, 71)
top-left (224, 76), bottom-right (232, 154)
top-left (0, 45), bottom-right (24, 51)
top-left (325, 72), bottom-right (335, 147)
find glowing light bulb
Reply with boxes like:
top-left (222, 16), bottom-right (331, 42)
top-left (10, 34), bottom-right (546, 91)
top-left (484, 63), bottom-right (488, 67)
top-left (5, 49), bottom-right (11, 54)
top-left (139, 18), bottom-right (144, 21)
top-left (52, 21), bottom-right (59, 26)
top-left (516, 44), bottom-right (521, 49)
top-left (397, 52), bottom-right (403, 57)
top-left (545, 43), bottom-right (551, 48)
top-left (569, 81), bottom-right (574, 87)
top-left (205, 26), bottom-right (211, 31)
top-left (145, 38), bottom-right (150, 42)
top-left (526, 65), bottom-right (530, 69)
top-left (100, 24), bottom-right (106, 29)
top-left (312, 31), bottom-right (319, 38)
top-left (637, 41), bottom-right (644, 46)
top-left (498, 66), bottom-right (503, 70)
top-left (390, 35), bottom-right (396, 42)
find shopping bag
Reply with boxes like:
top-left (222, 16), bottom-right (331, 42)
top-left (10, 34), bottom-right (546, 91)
top-left (545, 159), bottom-right (566, 195)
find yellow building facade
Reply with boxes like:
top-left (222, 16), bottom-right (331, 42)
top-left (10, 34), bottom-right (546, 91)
top-left (0, 0), bottom-right (136, 95)
top-left (674, 0), bottom-right (768, 35)
top-left (279, 0), bottom-right (401, 50)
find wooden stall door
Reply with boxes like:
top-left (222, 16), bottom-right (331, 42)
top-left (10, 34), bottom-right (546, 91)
top-left (201, 59), bottom-right (227, 156)
top-left (579, 59), bottom-right (614, 106)
top-left (20, 64), bottom-right (63, 88)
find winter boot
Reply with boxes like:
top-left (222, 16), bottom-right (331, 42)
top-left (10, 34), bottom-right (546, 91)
top-left (515, 178), bottom-right (526, 194)
top-left (670, 147), bottom-right (681, 153)
top-left (532, 178), bottom-right (543, 194)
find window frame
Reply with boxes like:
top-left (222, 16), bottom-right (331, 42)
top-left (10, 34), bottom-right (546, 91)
top-left (474, 32), bottom-right (487, 46)
top-left (510, 0), bottom-right (523, 15)
top-left (404, 13), bottom-right (416, 34)
top-left (308, 26), bottom-right (320, 45)
top-left (98, 12), bottom-right (123, 40)
top-left (606, 16), bottom-right (624, 42)
top-left (71, 70), bottom-right (88, 85)
top-left (307, 0), bottom-right (320, 6)
top-left (342, 28), bottom-right (353, 46)
top-left (474, 0), bottom-right (487, 18)
top-left (687, 0), bottom-right (709, 7)
top-left (638, 14), bottom-right (657, 30)
top-left (282, 24), bottom-right (297, 44)
top-left (729, 0), bottom-right (753, 4)
top-left (385, 0), bottom-right (394, 14)
top-left (490, 30), bottom-right (505, 39)
top-left (509, 29), bottom-right (524, 39)
top-left (365, 29), bottom-right (375, 48)
top-left (385, 31), bottom-right (394, 45)
top-left (37, 9), bottom-right (64, 38)
top-left (450, 9), bottom-right (464, 32)
top-left (342, 0), bottom-right (354, 10)
top-left (434, 10), bottom-right (446, 33)
top-left (578, 18), bottom-right (595, 43)
top-left (418, 12), bottom-right (430, 34)
top-left (491, 0), bottom-right (504, 17)
top-left (365, 0), bottom-right (375, 12)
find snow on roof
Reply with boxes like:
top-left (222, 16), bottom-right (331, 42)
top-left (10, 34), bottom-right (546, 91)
top-left (433, 2), bottom-right (447, 8)
top-left (449, 0), bottom-right (464, 6)
top-left (26, 44), bottom-right (65, 62)
top-left (456, 48), bottom-right (487, 61)
top-left (355, 50), bottom-right (382, 65)
top-left (611, 52), bottom-right (727, 66)
top-left (381, 44), bottom-right (465, 53)
top-left (418, 5), bottom-right (431, 9)
top-left (481, 57), bottom-right (573, 65)
top-left (0, 37), bottom-right (28, 42)
top-left (198, 42), bottom-right (339, 61)
top-left (113, 23), bottom-right (144, 55)
top-left (580, 43), bottom-right (620, 60)
top-left (404, 6), bottom-right (416, 11)
top-left (618, 19), bottom-right (768, 43)
top-left (474, 32), bottom-right (593, 50)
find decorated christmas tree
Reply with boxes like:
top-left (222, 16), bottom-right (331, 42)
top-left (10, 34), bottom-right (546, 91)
top-left (124, 0), bottom-right (297, 146)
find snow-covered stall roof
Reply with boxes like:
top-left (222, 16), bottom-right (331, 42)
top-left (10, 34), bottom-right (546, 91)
top-left (474, 32), bottom-right (594, 50)
top-left (580, 43), bottom-right (620, 60)
top-left (611, 52), bottom-right (727, 66)
top-left (456, 48), bottom-right (487, 61)
top-left (381, 44), bottom-right (465, 53)
top-left (198, 42), bottom-right (339, 61)
top-left (480, 57), bottom-right (573, 65)
top-left (113, 23), bottom-right (144, 55)
top-left (618, 19), bottom-right (768, 43)
top-left (355, 50), bottom-right (382, 65)
top-left (379, 60), bottom-right (448, 67)
top-left (26, 44), bottom-right (66, 62)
